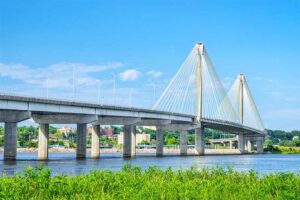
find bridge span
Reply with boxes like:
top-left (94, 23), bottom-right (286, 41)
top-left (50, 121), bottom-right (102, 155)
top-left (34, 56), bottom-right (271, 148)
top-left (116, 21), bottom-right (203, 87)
top-left (0, 43), bottom-right (267, 160)
top-left (0, 94), bottom-right (265, 160)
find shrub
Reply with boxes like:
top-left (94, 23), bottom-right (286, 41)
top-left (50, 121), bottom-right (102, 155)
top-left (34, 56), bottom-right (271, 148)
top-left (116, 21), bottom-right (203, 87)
top-left (0, 165), bottom-right (299, 199)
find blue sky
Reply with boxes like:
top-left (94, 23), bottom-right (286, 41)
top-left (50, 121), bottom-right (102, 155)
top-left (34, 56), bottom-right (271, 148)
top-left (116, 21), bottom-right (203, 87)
top-left (0, 0), bottom-right (299, 130)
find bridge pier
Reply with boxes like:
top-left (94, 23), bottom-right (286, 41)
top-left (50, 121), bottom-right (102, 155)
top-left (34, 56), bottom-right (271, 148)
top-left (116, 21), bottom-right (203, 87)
top-left (123, 125), bottom-right (136, 158)
top-left (195, 126), bottom-right (205, 155)
top-left (91, 124), bottom-right (101, 159)
top-left (76, 123), bottom-right (87, 159)
top-left (156, 127), bottom-right (164, 157)
top-left (4, 122), bottom-right (17, 160)
top-left (1, 111), bottom-right (31, 160)
top-left (229, 141), bottom-right (233, 149)
top-left (180, 131), bottom-right (188, 156)
top-left (256, 138), bottom-right (264, 154)
top-left (38, 123), bottom-right (49, 160)
top-left (238, 133), bottom-right (245, 153)
top-left (246, 139), bottom-right (253, 153)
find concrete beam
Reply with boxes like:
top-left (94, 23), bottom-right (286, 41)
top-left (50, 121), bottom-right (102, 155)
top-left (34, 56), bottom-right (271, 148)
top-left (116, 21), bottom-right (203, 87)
top-left (32, 114), bottom-right (97, 124)
top-left (161, 124), bottom-right (194, 132)
top-left (0, 111), bottom-right (31, 122)
top-left (136, 119), bottom-right (171, 126)
top-left (93, 116), bottom-right (141, 125)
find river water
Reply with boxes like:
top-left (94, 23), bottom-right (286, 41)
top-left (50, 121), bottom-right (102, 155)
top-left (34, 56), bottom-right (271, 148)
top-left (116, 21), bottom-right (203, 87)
top-left (0, 153), bottom-right (300, 176)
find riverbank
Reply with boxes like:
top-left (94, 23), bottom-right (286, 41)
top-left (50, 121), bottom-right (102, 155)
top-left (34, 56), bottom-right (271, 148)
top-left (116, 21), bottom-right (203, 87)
top-left (2, 146), bottom-right (300, 155)
top-left (0, 165), bottom-right (299, 199)
top-left (272, 146), bottom-right (300, 154)
top-left (0, 147), bottom-right (241, 154)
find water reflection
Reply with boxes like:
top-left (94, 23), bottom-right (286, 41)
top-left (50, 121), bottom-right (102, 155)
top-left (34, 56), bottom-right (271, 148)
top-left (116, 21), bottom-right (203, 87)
top-left (0, 153), bottom-right (300, 176)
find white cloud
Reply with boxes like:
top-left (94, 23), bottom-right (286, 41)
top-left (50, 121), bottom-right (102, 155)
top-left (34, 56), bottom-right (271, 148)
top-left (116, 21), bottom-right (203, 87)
top-left (265, 109), bottom-right (300, 120)
top-left (0, 62), bottom-right (123, 89)
top-left (285, 97), bottom-right (298, 102)
top-left (268, 91), bottom-right (282, 97)
top-left (147, 70), bottom-right (163, 78)
top-left (119, 69), bottom-right (141, 81)
top-left (251, 76), bottom-right (278, 84)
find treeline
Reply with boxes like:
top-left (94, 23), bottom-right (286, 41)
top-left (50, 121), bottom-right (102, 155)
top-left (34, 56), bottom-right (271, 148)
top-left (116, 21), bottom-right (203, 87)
top-left (0, 126), bottom-right (236, 148)
top-left (0, 126), bottom-right (77, 148)
top-left (265, 130), bottom-right (300, 147)
top-left (1, 125), bottom-right (299, 148)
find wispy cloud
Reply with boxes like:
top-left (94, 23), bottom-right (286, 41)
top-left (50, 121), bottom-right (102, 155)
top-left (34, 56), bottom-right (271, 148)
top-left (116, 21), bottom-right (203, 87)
top-left (0, 62), bottom-right (160, 108)
top-left (268, 91), bottom-right (282, 97)
top-left (265, 109), bottom-right (300, 120)
top-left (251, 76), bottom-right (278, 84)
top-left (0, 62), bottom-right (124, 88)
top-left (119, 69), bottom-right (141, 81)
top-left (147, 70), bottom-right (163, 78)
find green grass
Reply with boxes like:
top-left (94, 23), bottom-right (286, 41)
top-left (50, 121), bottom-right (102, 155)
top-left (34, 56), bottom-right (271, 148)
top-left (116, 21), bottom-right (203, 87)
top-left (272, 146), bottom-right (300, 154)
top-left (0, 165), bottom-right (299, 200)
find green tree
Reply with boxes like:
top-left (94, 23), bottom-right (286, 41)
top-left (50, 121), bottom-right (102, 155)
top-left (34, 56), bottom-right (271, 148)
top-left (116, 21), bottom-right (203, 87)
top-left (292, 138), bottom-right (300, 147)
top-left (18, 126), bottom-right (38, 147)
top-left (0, 126), bottom-right (4, 146)
top-left (49, 126), bottom-right (58, 135)
top-left (166, 137), bottom-right (178, 145)
top-left (138, 140), bottom-right (150, 145)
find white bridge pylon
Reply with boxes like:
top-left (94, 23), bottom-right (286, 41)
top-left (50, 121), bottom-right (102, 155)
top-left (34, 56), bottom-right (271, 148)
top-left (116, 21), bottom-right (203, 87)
top-left (227, 74), bottom-right (265, 131)
top-left (153, 43), bottom-right (265, 131)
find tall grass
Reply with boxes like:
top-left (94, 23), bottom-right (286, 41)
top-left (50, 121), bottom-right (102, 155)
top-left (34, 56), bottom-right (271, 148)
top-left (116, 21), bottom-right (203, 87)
top-left (0, 165), bottom-right (299, 200)
top-left (273, 146), bottom-right (300, 154)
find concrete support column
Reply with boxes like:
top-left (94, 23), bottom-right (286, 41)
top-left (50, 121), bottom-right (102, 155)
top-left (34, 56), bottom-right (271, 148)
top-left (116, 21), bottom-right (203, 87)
top-left (91, 124), bottom-right (100, 159)
top-left (238, 133), bottom-right (245, 153)
top-left (257, 138), bottom-right (264, 154)
top-left (76, 123), bottom-right (87, 159)
top-left (229, 141), bottom-right (233, 149)
top-left (123, 125), bottom-right (136, 158)
top-left (4, 122), bottom-right (17, 160)
top-left (195, 126), bottom-right (205, 155)
top-left (180, 131), bottom-right (188, 156)
top-left (38, 123), bottom-right (49, 160)
top-left (247, 139), bottom-right (252, 152)
top-left (156, 127), bottom-right (164, 157)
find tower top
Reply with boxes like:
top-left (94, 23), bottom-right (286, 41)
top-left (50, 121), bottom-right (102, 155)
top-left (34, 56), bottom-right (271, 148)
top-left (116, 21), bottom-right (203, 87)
top-left (196, 43), bottom-right (204, 54)
top-left (239, 74), bottom-right (245, 81)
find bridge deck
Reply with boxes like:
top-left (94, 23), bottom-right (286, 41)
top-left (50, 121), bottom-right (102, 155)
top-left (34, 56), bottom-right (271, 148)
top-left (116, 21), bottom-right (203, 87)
top-left (0, 94), bottom-right (266, 136)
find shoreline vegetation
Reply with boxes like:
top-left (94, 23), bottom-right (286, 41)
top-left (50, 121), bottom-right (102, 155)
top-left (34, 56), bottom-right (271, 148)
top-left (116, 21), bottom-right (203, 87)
top-left (271, 146), bottom-right (300, 154)
top-left (0, 147), bottom-right (242, 155)
top-left (1, 146), bottom-right (300, 154)
top-left (1, 126), bottom-right (300, 156)
top-left (0, 165), bottom-right (299, 199)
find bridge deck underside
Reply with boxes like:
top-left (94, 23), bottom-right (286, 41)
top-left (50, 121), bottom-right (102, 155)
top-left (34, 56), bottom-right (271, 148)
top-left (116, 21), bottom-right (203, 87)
top-left (202, 119), bottom-right (266, 136)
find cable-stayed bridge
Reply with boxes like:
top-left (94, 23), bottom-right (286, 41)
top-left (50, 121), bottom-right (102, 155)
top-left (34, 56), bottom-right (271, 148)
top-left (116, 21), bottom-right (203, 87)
top-left (154, 43), bottom-right (265, 132)
top-left (0, 43), bottom-right (266, 160)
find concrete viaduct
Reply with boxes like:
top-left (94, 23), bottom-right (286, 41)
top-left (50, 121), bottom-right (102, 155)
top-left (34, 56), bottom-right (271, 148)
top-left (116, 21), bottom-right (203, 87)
top-left (0, 94), bottom-right (265, 161)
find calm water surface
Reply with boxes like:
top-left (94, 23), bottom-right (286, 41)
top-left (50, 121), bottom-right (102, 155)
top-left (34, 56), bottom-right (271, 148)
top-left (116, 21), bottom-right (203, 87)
top-left (1, 153), bottom-right (299, 176)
